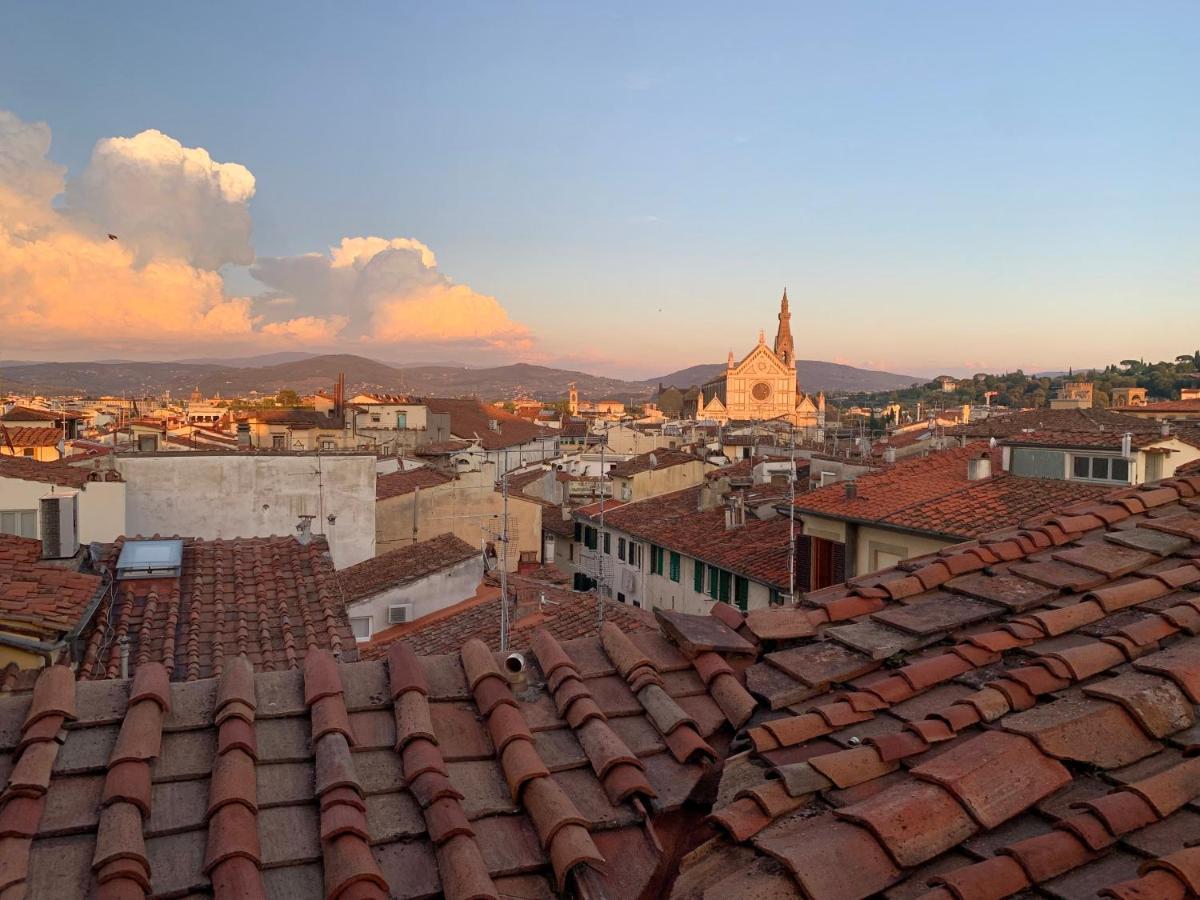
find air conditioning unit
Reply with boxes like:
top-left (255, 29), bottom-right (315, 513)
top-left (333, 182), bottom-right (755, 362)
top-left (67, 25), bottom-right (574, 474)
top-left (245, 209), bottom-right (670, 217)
top-left (39, 491), bottom-right (79, 559)
top-left (387, 604), bottom-right (414, 625)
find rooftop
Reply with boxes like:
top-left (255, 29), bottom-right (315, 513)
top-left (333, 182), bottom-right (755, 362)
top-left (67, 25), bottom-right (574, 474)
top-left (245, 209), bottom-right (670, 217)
top-left (338, 533), bottom-right (480, 605)
top-left (0, 456), bottom-right (93, 488)
top-left (374, 466), bottom-right (453, 501)
top-left (424, 398), bottom-right (551, 450)
top-left (0, 406), bottom-right (85, 422)
top-left (607, 448), bottom-right (703, 478)
top-left (583, 484), bottom-right (794, 589)
top-left (956, 407), bottom-right (1189, 451)
top-left (676, 469), bottom-right (1200, 900)
top-left (0, 535), bottom-right (103, 639)
top-left (246, 408), bottom-right (345, 429)
top-left (0, 427), bottom-right (60, 449)
top-left (0, 603), bottom-right (754, 900)
top-left (360, 571), bottom-right (655, 658)
top-left (1114, 398), bottom-right (1200, 414)
top-left (81, 535), bottom-right (357, 682)
top-left (793, 443), bottom-right (1115, 539)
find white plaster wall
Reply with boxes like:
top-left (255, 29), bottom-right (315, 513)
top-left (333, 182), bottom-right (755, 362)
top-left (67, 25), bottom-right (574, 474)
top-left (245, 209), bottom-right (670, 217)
top-left (111, 453), bottom-right (376, 567)
top-left (0, 477), bottom-right (126, 544)
top-left (345, 555), bottom-right (481, 637)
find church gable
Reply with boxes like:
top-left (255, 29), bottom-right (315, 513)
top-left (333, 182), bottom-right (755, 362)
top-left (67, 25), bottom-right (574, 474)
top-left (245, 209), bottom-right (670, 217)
top-left (732, 344), bottom-right (792, 377)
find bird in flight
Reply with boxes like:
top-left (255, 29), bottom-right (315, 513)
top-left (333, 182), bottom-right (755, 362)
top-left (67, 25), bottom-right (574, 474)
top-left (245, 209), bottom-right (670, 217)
top-left (107, 233), bottom-right (118, 240)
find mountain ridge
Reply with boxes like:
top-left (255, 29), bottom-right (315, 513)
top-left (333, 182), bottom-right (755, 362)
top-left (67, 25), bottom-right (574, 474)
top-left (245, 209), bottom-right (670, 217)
top-left (0, 354), bottom-right (921, 400)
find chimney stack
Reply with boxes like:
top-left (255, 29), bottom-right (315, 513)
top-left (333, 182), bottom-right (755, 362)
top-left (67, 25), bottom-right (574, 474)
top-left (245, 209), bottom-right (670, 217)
top-left (967, 453), bottom-right (992, 481)
top-left (1160, 421), bottom-right (1172, 438)
top-left (844, 480), bottom-right (857, 500)
top-left (296, 515), bottom-right (314, 545)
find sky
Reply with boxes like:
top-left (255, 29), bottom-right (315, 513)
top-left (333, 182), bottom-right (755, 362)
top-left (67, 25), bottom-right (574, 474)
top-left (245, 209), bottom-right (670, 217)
top-left (1, 2), bottom-right (1197, 379)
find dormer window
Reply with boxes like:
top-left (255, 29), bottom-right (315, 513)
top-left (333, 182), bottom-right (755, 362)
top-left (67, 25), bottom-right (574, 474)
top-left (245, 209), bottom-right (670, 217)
top-left (1071, 454), bottom-right (1130, 483)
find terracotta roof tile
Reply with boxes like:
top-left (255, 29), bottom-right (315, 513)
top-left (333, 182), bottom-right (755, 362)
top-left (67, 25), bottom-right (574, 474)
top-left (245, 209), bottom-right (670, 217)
top-left (793, 443), bottom-right (1114, 539)
top-left (82, 535), bottom-right (356, 683)
top-left (374, 466), bottom-right (453, 501)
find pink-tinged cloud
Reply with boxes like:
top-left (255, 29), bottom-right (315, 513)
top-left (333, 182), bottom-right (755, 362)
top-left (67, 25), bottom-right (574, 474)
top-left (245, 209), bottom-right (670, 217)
top-left (0, 111), bottom-right (532, 357)
top-left (251, 236), bottom-right (533, 351)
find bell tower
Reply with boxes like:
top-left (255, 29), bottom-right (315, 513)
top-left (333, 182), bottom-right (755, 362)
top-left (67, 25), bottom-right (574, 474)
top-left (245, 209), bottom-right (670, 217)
top-left (773, 288), bottom-right (794, 365)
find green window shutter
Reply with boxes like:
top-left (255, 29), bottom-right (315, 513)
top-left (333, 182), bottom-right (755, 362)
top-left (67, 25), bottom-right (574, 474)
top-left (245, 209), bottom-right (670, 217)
top-left (693, 560), bottom-right (704, 592)
top-left (618, 537), bottom-right (626, 561)
top-left (719, 570), bottom-right (732, 602)
top-left (734, 576), bottom-right (749, 611)
top-left (707, 565), bottom-right (719, 599)
top-left (669, 552), bottom-right (680, 582)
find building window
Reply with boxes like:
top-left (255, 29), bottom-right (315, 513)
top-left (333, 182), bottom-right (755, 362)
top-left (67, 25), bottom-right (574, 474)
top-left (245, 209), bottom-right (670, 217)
top-left (320, 440), bottom-right (336, 451)
top-left (617, 592), bottom-right (626, 604)
top-left (397, 412), bottom-right (407, 428)
top-left (271, 434), bottom-right (286, 450)
top-left (719, 570), bottom-right (732, 603)
top-left (628, 542), bottom-right (641, 568)
top-left (669, 552), bottom-right (681, 583)
top-left (0, 510), bottom-right (37, 539)
top-left (694, 560), bottom-right (704, 592)
top-left (604, 532), bottom-right (611, 555)
top-left (734, 576), bottom-right (749, 611)
top-left (1071, 454), bottom-right (1130, 484)
top-left (650, 545), bottom-right (664, 576)
top-left (22, 448), bottom-right (35, 457)
top-left (707, 565), bottom-right (720, 600)
top-left (574, 522), bottom-right (583, 542)
top-left (371, 415), bottom-right (381, 423)
top-left (618, 537), bottom-right (626, 561)
top-left (349, 617), bottom-right (372, 641)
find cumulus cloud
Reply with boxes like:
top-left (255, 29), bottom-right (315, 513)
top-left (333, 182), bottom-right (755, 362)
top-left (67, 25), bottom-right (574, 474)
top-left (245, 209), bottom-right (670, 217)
top-left (64, 128), bottom-right (255, 269)
top-left (0, 110), bottom-right (531, 357)
top-left (252, 236), bottom-right (533, 350)
top-left (0, 111), bottom-right (65, 232)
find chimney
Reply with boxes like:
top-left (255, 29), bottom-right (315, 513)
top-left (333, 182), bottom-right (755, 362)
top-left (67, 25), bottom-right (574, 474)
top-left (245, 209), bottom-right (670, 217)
top-left (648, 452), bottom-right (658, 468)
top-left (296, 515), bottom-right (314, 545)
top-left (1160, 421), bottom-right (1171, 438)
top-left (1121, 432), bottom-right (1133, 459)
top-left (724, 495), bottom-right (746, 529)
top-left (967, 453), bottom-right (992, 481)
top-left (883, 446), bottom-right (896, 464)
top-left (844, 480), bottom-right (857, 500)
top-left (236, 420), bottom-right (250, 447)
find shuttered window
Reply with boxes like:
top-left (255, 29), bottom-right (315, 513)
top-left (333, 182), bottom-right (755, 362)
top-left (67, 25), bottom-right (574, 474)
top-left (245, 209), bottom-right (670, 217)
top-left (734, 576), bottom-right (749, 611)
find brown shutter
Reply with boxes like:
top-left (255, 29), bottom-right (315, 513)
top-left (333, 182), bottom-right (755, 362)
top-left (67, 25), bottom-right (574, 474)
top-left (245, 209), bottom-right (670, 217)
top-left (832, 541), bottom-right (846, 585)
top-left (795, 535), bottom-right (812, 593)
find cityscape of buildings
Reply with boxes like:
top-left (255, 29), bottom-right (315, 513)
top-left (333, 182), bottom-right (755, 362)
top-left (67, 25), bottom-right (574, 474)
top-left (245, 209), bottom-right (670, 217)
top-left (4, 4), bottom-right (1200, 897)
top-left (2, 290), bottom-right (1200, 898)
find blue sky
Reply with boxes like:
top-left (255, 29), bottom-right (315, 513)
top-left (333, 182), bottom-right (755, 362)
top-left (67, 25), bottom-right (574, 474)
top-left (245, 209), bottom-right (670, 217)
top-left (1, 2), bottom-right (1197, 378)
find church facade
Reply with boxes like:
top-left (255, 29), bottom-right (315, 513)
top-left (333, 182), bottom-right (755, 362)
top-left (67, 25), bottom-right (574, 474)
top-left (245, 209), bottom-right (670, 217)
top-left (696, 290), bottom-right (825, 429)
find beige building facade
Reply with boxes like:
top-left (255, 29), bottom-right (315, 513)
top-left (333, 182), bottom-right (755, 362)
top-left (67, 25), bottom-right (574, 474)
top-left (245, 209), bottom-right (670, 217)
top-left (375, 466), bottom-right (543, 570)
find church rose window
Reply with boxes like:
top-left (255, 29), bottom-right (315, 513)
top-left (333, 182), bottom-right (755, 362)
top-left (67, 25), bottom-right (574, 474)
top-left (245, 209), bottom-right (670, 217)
top-left (751, 381), bottom-right (771, 401)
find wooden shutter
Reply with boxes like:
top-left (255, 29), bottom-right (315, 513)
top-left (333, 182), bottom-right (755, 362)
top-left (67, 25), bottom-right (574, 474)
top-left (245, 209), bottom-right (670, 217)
top-left (832, 541), bottom-right (847, 585)
top-left (795, 535), bottom-right (812, 593)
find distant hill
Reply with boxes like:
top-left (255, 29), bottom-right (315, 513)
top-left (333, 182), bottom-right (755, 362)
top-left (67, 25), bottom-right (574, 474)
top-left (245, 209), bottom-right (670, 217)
top-left (648, 359), bottom-right (921, 393)
top-left (0, 354), bottom-right (922, 400)
top-left (176, 351), bottom-right (322, 367)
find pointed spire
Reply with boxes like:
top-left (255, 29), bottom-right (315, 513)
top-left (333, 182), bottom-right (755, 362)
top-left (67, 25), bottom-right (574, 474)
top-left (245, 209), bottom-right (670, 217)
top-left (774, 287), bottom-right (794, 365)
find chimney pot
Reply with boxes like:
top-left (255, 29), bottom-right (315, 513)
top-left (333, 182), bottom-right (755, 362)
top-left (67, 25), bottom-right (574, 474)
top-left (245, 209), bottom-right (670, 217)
top-left (844, 480), bottom-right (857, 500)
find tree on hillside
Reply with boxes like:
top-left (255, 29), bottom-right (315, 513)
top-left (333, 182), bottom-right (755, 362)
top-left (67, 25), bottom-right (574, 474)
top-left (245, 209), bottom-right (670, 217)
top-left (276, 389), bottom-right (301, 407)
